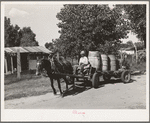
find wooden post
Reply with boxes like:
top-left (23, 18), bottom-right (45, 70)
top-left (37, 56), bottom-right (39, 61)
top-left (17, 48), bottom-right (21, 79)
top-left (11, 56), bottom-right (14, 74)
top-left (5, 58), bottom-right (8, 74)
top-left (131, 41), bottom-right (138, 64)
top-left (27, 54), bottom-right (29, 70)
top-left (20, 54), bottom-right (22, 73)
top-left (120, 49), bottom-right (123, 67)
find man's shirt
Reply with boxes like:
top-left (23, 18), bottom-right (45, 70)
top-left (79, 56), bottom-right (89, 65)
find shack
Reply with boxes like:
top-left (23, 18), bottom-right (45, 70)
top-left (5, 46), bottom-right (51, 74)
top-left (119, 47), bottom-right (135, 55)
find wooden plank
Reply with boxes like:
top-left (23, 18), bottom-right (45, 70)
top-left (53, 72), bottom-right (89, 79)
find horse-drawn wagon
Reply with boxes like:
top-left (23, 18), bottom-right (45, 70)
top-left (36, 51), bottom-right (131, 96)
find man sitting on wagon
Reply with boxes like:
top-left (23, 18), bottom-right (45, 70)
top-left (78, 50), bottom-right (91, 75)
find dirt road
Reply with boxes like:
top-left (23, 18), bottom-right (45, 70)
top-left (5, 74), bottom-right (146, 109)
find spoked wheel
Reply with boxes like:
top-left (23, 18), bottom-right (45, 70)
top-left (92, 73), bottom-right (99, 88)
top-left (121, 70), bottom-right (131, 83)
top-left (103, 74), bottom-right (111, 81)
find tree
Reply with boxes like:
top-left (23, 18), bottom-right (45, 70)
top-left (20, 27), bottom-right (39, 46)
top-left (5, 16), bottom-right (39, 47)
top-left (135, 42), bottom-right (145, 50)
top-left (98, 41), bottom-right (121, 55)
top-left (54, 4), bottom-right (130, 57)
top-left (126, 41), bottom-right (134, 47)
top-left (45, 42), bottom-right (54, 51)
top-left (122, 5), bottom-right (146, 48)
top-left (5, 17), bottom-right (20, 47)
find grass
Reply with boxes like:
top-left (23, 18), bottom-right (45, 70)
top-left (130, 62), bottom-right (146, 72)
top-left (4, 58), bottom-right (78, 101)
top-left (4, 71), bottom-right (67, 100)
top-left (5, 70), bottom-right (36, 85)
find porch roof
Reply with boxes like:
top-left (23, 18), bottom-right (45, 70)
top-left (5, 46), bottom-right (51, 54)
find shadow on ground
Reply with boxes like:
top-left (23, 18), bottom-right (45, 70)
top-left (63, 78), bottom-right (136, 97)
top-left (62, 80), bottom-right (92, 97)
top-left (97, 78), bottom-right (136, 88)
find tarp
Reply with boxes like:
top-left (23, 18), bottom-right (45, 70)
top-left (5, 46), bottom-right (51, 54)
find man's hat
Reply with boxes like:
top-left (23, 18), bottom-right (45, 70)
top-left (80, 51), bottom-right (85, 55)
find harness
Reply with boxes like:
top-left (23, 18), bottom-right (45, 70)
top-left (49, 57), bottom-right (72, 74)
top-left (49, 57), bottom-right (58, 73)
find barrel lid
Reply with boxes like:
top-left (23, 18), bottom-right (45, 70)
top-left (88, 51), bottom-right (100, 57)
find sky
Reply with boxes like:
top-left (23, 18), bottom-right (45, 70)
top-left (4, 3), bottom-right (140, 47)
top-left (4, 3), bottom-right (63, 46)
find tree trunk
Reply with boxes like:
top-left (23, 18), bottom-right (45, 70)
top-left (144, 40), bottom-right (146, 48)
top-left (143, 35), bottom-right (146, 48)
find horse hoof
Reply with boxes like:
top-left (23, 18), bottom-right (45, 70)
top-left (53, 92), bottom-right (57, 95)
top-left (63, 90), bottom-right (68, 93)
top-left (60, 93), bottom-right (64, 97)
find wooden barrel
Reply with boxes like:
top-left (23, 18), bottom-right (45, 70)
top-left (88, 51), bottom-right (101, 71)
top-left (108, 55), bottom-right (116, 71)
top-left (101, 54), bottom-right (108, 71)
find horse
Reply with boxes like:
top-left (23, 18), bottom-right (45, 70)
top-left (36, 55), bottom-right (75, 96)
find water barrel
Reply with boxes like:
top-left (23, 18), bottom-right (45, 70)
top-left (101, 54), bottom-right (108, 71)
top-left (88, 51), bottom-right (101, 71)
top-left (108, 55), bottom-right (116, 71)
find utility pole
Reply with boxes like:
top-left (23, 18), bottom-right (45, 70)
top-left (132, 42), bottom-right (138, 63)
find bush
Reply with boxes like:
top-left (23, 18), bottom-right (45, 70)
top-left (133, 50), bottom-right (146, 64)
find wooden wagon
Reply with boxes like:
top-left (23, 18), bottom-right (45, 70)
top-left (46, 51), bottom-right (131, 88)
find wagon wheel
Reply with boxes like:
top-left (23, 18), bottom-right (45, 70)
top-left (103, 74), bottom-right (111, 81)
top-left (121, 70), bottom-right (131, 83)
top-left (92, 73), bottom-right (99, 88)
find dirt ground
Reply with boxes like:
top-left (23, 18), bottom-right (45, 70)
top-left (5, 74), bottom-right (146, 109)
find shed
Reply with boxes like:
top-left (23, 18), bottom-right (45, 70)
top-left (5, 46), bottom-right (51, 74)
top-left (119, 47), bottom-right (135, 55)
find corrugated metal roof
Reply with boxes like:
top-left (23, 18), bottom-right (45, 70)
top-left (5, 46), bottom-right (51, 54)
top-left (5, 48), bottom-right (15, 53)
top-left (37, 46), bottom-right (51, 53)
top-left (10, 47), bottom-right (29, 53)
top-left (24, 47), bottom-right (38, 53)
